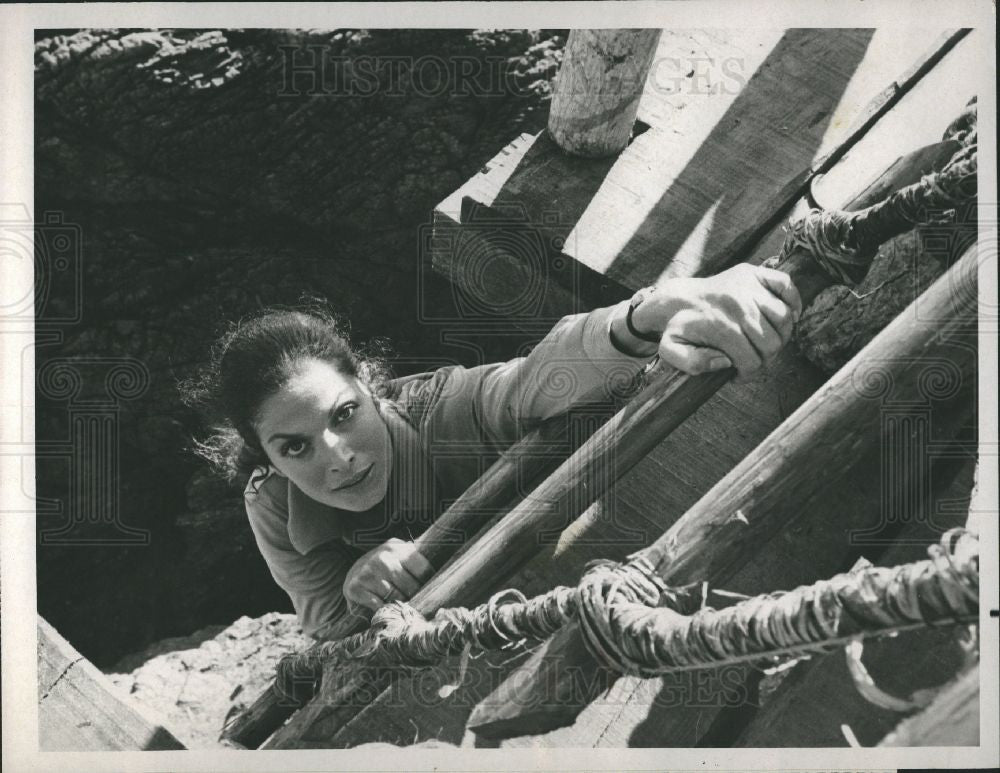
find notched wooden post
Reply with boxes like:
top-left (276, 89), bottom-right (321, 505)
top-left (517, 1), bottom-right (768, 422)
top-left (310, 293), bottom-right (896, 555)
top-left (547, 29), bottom-right (662, 158)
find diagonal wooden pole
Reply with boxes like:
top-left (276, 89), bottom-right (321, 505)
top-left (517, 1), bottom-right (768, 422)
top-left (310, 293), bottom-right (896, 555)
top-left (467, 244), bottom-right (979, 738)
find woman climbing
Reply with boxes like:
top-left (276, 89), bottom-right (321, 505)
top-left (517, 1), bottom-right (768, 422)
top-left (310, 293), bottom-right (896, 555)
top-left (185, 263), bottom-right (801, 640)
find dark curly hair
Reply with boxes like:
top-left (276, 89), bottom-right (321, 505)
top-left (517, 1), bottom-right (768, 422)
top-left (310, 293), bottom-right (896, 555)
top-left (181, 301), bottom-right (390, 484)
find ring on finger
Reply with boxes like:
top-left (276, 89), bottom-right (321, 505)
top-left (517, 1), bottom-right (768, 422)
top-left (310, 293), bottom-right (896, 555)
top-left (381, 588), bottom-right (395, 603)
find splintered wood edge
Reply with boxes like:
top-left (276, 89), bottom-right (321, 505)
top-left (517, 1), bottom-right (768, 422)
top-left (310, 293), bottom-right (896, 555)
top-left (38, 617), bottom-right (187, 751)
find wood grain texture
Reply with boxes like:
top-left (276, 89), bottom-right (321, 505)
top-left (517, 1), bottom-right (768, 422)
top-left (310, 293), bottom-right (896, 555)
top-left (548, 30), bottom-right (662, 158)
top-left (38, 617), bottom-right (186, 751)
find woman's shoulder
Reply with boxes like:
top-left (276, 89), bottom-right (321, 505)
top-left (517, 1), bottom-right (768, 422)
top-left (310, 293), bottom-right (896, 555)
top-left (243, 465), bottom-right (288, 516)
top-left (381, 365), bottom-right (471, 424)
top-left (379, 369), bottom-right (445, 402)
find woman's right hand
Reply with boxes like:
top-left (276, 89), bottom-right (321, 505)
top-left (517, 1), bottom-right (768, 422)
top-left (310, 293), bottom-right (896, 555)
top-left (630, 263), bottom-right (803, 380)
top-left (343, 537), bottom-right (435, 611)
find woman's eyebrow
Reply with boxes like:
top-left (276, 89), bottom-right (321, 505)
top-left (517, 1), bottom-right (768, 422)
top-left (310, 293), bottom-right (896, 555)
top-left (265, 391), bottom-right (353, 445)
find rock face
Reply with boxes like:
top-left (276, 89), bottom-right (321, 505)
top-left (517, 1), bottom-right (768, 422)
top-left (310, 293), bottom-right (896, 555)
top-left (107, 613), bottom-right (310, 749)
top-left (34, 28), bottom-right (564, 668)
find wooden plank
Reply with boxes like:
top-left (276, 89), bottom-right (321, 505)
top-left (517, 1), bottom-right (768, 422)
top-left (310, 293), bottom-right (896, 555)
top-left (38, 616), bottom-right (186, 751)
top-left (878, 663), bottom-right (980, 746)
top-left (433, 28), bottom-right (966, 298)
top-left (467, 246), bottom-right (978, 739)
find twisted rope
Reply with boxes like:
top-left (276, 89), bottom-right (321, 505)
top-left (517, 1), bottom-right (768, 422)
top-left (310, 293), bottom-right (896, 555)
top-left (273, 529), bottom-right (979, 705)
top-left (782, 144), bottom-right (978, 286)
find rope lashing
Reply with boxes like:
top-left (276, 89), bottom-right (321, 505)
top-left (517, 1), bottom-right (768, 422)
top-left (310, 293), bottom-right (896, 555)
top-left (271, 560), bottom-right (703, 704)
top-left (781, 143), bottom-right (978, 287)
top-left (272, 529), bottom-right (979, 705)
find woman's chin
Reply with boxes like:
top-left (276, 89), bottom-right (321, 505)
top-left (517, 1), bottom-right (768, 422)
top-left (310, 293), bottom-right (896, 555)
top-left (320, 478), bottom-right (388, 512)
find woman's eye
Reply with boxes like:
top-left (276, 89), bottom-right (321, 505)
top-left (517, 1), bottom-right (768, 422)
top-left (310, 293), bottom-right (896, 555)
top-left (333, 403), bottom-right (357, 425)
top-left (282, 439), bottom-right (307, 457)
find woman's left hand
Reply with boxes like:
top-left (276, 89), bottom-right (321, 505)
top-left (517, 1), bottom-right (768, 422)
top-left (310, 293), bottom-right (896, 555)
top-left (343, 537), bottom-right (434, 611)
top-left (629, 263), bottom-right (803, 380)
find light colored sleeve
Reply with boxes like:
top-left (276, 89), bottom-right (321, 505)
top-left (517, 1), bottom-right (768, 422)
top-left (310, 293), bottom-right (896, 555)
top-left (402, 300), bottom-right (650, 452)
top-left (243, 474), bottom-right (356, 639)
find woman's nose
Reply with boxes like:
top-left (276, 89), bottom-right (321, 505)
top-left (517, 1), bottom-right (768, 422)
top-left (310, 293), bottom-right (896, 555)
top-left (322, 430), bottom-right (355, 469)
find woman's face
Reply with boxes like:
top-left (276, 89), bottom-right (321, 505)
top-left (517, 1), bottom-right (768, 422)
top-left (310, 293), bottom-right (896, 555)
top-left (255, 357), bottom-right (392, 511)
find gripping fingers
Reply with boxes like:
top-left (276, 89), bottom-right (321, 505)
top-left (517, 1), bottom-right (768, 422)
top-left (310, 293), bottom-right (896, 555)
top-left (714, 320), bottom-right (763, 378)
top-left (400, 545), bottom-right (435, 583)
top-left (347, 578), bottom-right (393, 611)
top-left (743, 312), bottom-right (784, 365)
top-left (757, 293), bottom-right (796, 344)
top-left (755, 266), bottom-right (803, 319)
top-left (658, 337), bottom-right (732, 375)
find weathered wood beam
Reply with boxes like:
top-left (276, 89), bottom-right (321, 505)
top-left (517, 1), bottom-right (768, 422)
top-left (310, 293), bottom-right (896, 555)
top-left (38, 617), bottom-right (186, 751)
top-left (467, 244), bottom-right (979, 739)
top-left (547, 29), bottom-right (662, 158)
top-left (878, 663), bottom-right (980, 746)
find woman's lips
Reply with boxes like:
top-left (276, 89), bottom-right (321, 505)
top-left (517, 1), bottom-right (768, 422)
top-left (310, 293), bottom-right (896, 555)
top-left (332, 463), bottom-right (374, 492)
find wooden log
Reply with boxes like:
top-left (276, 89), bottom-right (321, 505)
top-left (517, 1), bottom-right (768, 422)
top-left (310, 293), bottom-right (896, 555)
top-left (878, 663), bottom-right (980, 746)
top-left (37, 616), bottom-right (186, 751)
top-left (548, 30), bottom-right (662, 158)
top-left (466, 245), bottom-right (978, 738)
